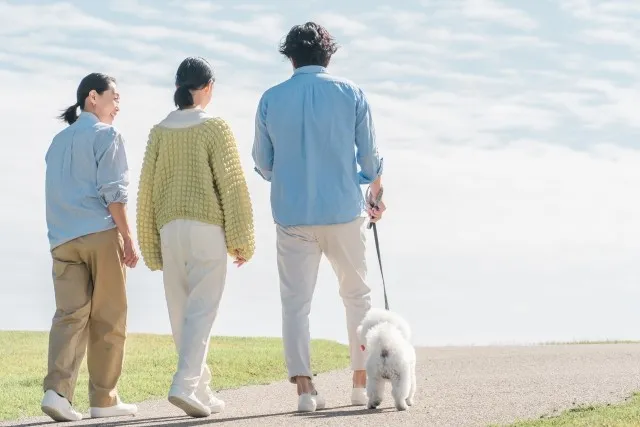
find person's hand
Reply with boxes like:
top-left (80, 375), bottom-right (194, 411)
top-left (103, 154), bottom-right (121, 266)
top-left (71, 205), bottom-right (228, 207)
top-left (122, 236), bottom-right (139, 268)
top-left (233, 250), bottom-right (246, 268)
top-left (367, 191), bottom-right (386, 223)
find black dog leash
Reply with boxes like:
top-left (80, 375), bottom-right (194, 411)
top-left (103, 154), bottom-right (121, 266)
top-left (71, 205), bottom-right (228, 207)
top-left (366, 187), bottom-right (390, 311)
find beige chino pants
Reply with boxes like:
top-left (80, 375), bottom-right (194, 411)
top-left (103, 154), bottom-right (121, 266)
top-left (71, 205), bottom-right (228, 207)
top-left (43, 227), bottom-right (127, 408)
top-left (277, 216), bottom-right (372, 382)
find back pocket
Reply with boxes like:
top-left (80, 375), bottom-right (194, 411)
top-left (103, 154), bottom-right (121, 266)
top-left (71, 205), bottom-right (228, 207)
top-left (189, 222), bottom-right (226, 262)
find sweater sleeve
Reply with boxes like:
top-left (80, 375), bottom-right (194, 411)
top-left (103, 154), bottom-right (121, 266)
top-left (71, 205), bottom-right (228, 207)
top-left (207, 118), bottom-right (256, 262)
top-left (136, 130), bottom-right (162, 271)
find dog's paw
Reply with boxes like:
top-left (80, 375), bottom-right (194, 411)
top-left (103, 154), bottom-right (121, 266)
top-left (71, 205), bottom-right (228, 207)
top-left (406, 397), bottom-right (414, 406)
top-left (395, 402), bottom-right (408, 411)
top-left (367, 399), bottom-right (381, 409)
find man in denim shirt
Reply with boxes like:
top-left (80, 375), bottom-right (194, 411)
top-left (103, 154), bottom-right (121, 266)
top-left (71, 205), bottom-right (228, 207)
top-left (252, 22), bottom-right (385, 412)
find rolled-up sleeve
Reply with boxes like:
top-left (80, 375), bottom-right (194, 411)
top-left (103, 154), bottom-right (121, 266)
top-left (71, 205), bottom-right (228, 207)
top-left (95, 127), bottom-right (129, 206)
top-left (355, 88), bottom-right (383, 185)
top-left (252, 93), bottom-right (274, 182)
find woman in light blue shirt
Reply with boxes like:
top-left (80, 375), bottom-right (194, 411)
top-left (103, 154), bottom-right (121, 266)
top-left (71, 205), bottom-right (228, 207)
top-left (41, 73), bottom-right (139, 422)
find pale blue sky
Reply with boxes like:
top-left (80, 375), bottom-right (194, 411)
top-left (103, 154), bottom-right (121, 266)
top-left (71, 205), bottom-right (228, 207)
top-left (1, 0), bottom-right (639, 346)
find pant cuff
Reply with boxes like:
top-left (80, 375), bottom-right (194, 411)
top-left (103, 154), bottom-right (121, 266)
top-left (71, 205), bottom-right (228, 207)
top-left (288, 372), bottom-right (314, 383)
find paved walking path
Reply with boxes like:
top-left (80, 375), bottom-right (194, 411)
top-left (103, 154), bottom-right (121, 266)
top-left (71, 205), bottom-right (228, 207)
top-left (4, 344), bottom-right (640, 427)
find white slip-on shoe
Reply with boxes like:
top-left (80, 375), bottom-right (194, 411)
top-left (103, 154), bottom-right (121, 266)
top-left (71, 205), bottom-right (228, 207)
top-left (297, 393), bottom-right (317, 412)
top-left (351, 387), bottom-right (367, 406)
top-left (168, 389), bottom-right (211, 418)
top-left (41, 390), bottom-right (83, 422)
top-left (90, 397), bottom-right (138, 418)
top-left (197, 387), bottom-right (225, 414)
top-left (297, 390), bottom-right (326, 412)
top-left (313, 390), bottom-right (326, 410)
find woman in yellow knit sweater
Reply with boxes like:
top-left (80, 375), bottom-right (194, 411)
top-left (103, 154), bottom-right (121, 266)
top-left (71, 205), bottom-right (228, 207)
top-left (136, 57), bottom-right (255, 418)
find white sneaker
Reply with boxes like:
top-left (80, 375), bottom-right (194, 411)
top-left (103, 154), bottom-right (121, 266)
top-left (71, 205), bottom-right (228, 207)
top-left (197, 387), bottom-right (225, 414)
top-left (297, 390), bottom-right (326, 412)
top-left (90, 398), bottom-right (138, 418)
top-left (41, 390), bottom-right (83, 422)
top-left (168, 389), bottom-right (211, 418)
top-left (351, 387), bottom-right (367, 406)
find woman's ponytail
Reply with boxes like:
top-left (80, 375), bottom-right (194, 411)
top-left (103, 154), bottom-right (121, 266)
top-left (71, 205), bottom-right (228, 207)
top-left (58, 102), bottom-right (80, 125)
top-left (174, 85), bottom-right (194, 110)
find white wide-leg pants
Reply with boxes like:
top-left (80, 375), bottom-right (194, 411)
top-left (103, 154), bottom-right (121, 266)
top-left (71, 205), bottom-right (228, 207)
top-left (160, 219), bottom-right (228, 394)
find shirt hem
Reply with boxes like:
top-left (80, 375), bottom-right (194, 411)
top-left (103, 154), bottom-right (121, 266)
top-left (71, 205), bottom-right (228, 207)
top-left (273, 211), bottom-right (366, 228)
top-left (49, 224), bottom-right (117, 251)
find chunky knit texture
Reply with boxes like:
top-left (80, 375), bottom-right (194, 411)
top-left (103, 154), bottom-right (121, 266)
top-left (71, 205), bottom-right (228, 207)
top-left (136, 117), bottom-right (255, 271)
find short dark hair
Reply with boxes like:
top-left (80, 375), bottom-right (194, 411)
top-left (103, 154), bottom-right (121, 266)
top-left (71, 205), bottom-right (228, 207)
top-left (58, 73), bottom-right (116, 125)
top-left (279, 22), bottom-right (338, 68)
top-left (174, 56), bottom-right (215, 110)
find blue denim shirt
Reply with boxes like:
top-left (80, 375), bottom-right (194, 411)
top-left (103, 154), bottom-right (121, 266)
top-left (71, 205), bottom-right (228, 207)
top-left (252, 65), bottom-right (383, 227)
top-left (45, 112), bottom-right (129, 249)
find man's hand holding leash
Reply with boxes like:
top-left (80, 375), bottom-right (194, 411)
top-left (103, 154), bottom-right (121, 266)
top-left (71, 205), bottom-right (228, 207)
top-left (366, 185), bottom-right (386, 227)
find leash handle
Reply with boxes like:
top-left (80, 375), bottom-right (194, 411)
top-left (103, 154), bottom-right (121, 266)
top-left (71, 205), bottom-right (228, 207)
top-left (366, 187), bottom-right (383, 230)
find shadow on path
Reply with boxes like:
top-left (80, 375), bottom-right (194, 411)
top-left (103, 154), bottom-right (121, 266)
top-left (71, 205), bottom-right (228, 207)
top-left (8, 405), bottom-right (394, 427)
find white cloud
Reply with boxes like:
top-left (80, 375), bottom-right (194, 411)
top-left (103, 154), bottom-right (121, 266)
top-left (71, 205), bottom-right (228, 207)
top-left (233, 4), bottom-right (273, 12)
top-left (459, 0), bottom-right (538, 30)
top-left (0, 2), bottom-right (114, 33)
top-left (212, 14), bottom-right (285, 41)
top-left (170, 0), bottom-right (223, 13)
top-left (560, 0), bottom-right (640, 25)
top-left (582, 28), bottom-right (639, 48)
top-left (599, 60), bottom-right (638, 75)
top-left (349, 36), bottom-right (442, 55)
top-left (110, 0), bottom-right (162, 19)
top-left (312, 13), bottom-right (367, 36)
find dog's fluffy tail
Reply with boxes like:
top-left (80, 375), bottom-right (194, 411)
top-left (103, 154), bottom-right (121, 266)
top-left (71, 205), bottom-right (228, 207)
top-left (368, 322), bottom-right (404, 360)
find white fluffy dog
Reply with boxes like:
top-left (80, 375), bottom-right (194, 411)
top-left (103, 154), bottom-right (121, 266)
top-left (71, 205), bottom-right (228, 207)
top-left (356, 308), bottom-right (416, 411)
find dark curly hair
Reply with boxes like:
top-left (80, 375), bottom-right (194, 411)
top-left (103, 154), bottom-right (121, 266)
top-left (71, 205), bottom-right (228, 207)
top-left (278, 22), bottom-right (339, 68)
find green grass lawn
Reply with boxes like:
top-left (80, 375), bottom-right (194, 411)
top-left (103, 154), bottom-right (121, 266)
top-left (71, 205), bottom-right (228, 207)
top-left (500, 394), bottom-right (640, 427)
top-left (0, 331), bottom-right (350, 421)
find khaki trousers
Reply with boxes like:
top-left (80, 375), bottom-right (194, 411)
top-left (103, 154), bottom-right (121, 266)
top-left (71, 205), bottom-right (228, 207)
top-left (276, 216), bottom-right (371, 382)
top-left (43, 227), bottom-right (127, 407)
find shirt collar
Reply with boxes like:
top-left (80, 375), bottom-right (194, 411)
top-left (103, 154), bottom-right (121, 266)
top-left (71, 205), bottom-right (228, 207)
top-left (77, 111), bottom-right (99, 123)
top-left (293, 65), bottom-right (328, 76)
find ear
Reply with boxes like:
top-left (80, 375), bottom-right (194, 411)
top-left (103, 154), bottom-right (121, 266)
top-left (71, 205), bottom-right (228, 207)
top-left (88, 89), bottom-right (98, 106)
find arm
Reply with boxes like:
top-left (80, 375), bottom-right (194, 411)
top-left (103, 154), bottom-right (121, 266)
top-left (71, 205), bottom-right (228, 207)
top-left (135, 131), bottom-right (162, 271)
top-left (108, 202), bottom-right (132, 241)
top-left (209, 119), bottom-right (256, 262)
top-left (355, 88), bottom-right (384, 185)
top-left (95, 128), bottom-right (139, 267)
top-left (251, 94), bottom-right (274, 182)
top-left (368, 176), bottom-right (383, 200)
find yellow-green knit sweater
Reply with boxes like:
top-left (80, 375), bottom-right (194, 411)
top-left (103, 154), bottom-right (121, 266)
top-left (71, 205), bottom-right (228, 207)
top-left (136, 117), bottom-right (255, 271)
